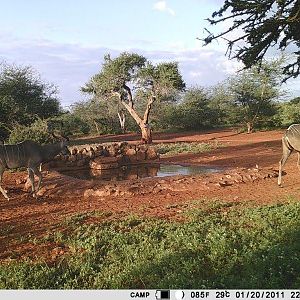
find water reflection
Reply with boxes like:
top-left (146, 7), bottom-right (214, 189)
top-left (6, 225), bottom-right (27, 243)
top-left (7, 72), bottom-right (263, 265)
top-left (60, 164), bottom-right (222, 181)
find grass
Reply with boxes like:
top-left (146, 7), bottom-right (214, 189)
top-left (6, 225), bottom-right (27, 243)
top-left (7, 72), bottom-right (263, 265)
top-left (1, 199), bottom-right (300, 289)
top-left (154, 141), bottom-right (222, 156)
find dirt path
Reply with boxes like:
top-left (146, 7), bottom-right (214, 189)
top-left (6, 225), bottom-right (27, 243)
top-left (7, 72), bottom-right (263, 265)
top-left (1, 129), bottom-right (300, 261)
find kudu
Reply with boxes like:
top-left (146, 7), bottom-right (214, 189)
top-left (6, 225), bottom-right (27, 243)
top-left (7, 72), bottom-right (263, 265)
top-left (0, 134), bottom-right (70, 200)
top-left (278, 124), bottom-right (300, 186)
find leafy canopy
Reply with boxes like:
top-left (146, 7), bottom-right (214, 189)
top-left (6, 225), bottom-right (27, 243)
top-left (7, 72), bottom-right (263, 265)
top-left (82, 52), bottom-right (185, 103)
top-left (0, 63), bottom-right (62, 139)
top-left (203, 0), bottom-right (300, 80)
top-left (227, 60), bottom-right (282, 128)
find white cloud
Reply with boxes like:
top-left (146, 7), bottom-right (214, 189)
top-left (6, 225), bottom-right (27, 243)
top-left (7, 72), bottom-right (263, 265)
top-left (153, 1), bottom-right (176, 16)
top-left (190, 71), bottom-right (203, 78)
top-left (1, 33), bottom-right (299, 107)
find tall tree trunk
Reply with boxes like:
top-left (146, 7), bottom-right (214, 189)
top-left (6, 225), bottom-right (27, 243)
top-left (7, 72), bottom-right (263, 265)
top-left (117, 111), bottom-right (126, 133)
top-left (246, 121), bottom-right (253, 134)
top-left (115, 87), bottom-right (154, 144)
top-left (93, 120), bottom-right (100, 134)
top-left (141, 124), bottom-right (152, 144)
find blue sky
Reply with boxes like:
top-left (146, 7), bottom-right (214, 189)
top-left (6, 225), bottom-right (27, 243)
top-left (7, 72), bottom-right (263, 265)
top-left (0, 0), bottom-right (299, 107)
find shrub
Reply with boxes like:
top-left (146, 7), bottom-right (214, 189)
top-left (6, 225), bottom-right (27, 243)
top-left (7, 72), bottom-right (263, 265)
top-left (1, 200), bottom-right (300, 288)
top-left (8, 119), bottom-right (52, 144)
top-left (154, 142), bottom-right (221, 156)
top-left (50, 114), bottom-right (91, 136)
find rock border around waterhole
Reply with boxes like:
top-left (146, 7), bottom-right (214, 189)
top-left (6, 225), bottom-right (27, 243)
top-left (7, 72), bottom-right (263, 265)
top-left (23, 167), bottom-right (279, 199)
top-left (45, 142), bottom-right (160, 171)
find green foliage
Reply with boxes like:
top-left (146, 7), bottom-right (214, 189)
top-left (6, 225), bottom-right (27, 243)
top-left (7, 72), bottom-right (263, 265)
top-left (207, 83), bottom-right (235, 126)
top-left (2, 200), bottom-right (300, 288)
top-left (154, 142), bottom-right (219, 155)
top-left (8, 119), bottom-right (52, 144)
top-left (225, 60), bottom-right (283, 131)
top-left (278, 97), bottom-right (300, 126)
top-left (0, 63), bottom-right (62, 139)
top-left (161, 87), bottom-right (219, 130)
top-left (71, 99), bottom-right (127, 135)
top-left (166, 87), bottom-right (219, 130)
top-left (204, 0), bottom-right (300, 80)
top-left (82, 52), bottom-right (147, 96)
top-left (139, 61), bottom-right (186, 100)
top-left (82, 52), bottom-right (185, 142)
top-left (52, 113), bottom-right (91, 136)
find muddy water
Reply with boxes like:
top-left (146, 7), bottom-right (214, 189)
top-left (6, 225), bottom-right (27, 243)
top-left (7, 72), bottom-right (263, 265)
top-left (60, 164), bottom-right (223, 181)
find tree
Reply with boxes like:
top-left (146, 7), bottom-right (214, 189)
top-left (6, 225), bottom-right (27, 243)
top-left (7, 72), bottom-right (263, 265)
top-left (71, 99), bottom-right (116, 134)
top-left (227, 60), bottom-right (283, 133)
top-left (82, 52), bottom-right (185, 143)
top-left (278, 96), bottom-right (300, 126)
top-left (203, 0), bottom-right (300, 80)
top-left (207, 82), bottom-right (235, 126)
top-left (0, 63), bottom-right (61, 139)
top-left (173, 87), bottom-right (219, 130)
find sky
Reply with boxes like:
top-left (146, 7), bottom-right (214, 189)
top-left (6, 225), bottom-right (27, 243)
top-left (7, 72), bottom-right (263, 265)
top-left (0, 0), bottom-right (299, 108)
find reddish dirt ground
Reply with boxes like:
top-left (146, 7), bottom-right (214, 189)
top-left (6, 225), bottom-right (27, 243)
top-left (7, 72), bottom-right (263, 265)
top-left (1, 128), bottom-right (300, 261)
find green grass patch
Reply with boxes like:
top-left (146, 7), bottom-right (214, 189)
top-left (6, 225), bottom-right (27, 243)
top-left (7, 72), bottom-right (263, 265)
top-left (154, 141), bottom-right (222, 156)
top-left (1, 200), bottom-right (300, 289)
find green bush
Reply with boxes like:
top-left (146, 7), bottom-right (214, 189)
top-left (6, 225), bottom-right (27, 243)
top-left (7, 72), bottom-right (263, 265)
top-left (8, 119), bottom-right (52, 144)
top-left (2, 200), bottom-right (300, 289)
top-left (278, 100), bottom-right (300, 126)
top-left (154, 142), bottom-right (221, 155)
top-left (51, 114), bottom-right (91, 136)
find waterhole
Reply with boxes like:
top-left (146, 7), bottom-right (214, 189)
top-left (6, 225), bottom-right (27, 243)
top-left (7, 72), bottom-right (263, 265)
top-left (60, 164), bottom-right (223, 181)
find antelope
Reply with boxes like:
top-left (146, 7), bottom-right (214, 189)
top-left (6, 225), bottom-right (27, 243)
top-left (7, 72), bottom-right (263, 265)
top-left (0, 135), bottom-right (70, 200)
top-left (278, 124), bottom-right (300, 186)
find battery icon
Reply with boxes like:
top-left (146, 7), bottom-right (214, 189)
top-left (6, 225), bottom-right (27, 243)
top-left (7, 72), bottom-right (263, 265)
top-left (155, 290), bottom-right (170, 300)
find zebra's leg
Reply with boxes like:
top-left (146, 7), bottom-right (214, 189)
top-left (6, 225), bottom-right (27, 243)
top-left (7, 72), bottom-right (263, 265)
top-left (28, 168), bottom-right (36, 197)
top-left (278, 138), bottom-right (292, 186)
top-left (0, 167), bottom-right (9, 200)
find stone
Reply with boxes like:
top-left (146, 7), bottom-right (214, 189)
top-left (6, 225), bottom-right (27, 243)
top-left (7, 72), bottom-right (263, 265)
top-left (125, 148), bottom-right (136, 156)
top-left (218, 181), bottom-right (233, 187)
top-left (75, 153), bottom-right (83, 160)
top-left (76, 160), bottom-right (87, 167)
top-left (16, 177), bottom-right (27, 185)
top-left (136, 150), bottom-right (146, 161)
top-left (71, 148), bottom-right (78, 155)
top-left (89, 157), bottom-right (119, 170)
top-left (68, 155), bottom-right (76, 162)
top-left (84, 189), bottom-right (95, 198)
top-left (102, 148), bottom-right (110, 157)
top-left (146, 147), bottom-right (159, 160)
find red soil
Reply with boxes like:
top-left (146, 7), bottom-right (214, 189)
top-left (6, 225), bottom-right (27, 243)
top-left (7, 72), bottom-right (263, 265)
top-left (1, 128), bottom-right (299, 261)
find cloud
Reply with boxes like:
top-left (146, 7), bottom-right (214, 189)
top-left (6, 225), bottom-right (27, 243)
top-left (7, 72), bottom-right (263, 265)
top-left (0, 33), bottom-right (299, 108)
top-left (153, 1), bottom-right (176, 16)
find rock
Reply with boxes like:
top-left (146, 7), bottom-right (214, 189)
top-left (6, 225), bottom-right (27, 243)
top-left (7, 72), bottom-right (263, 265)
top-left (102, 148), bottom-right (110, 157)
top-left (75, 153), bottom-right (83, 160)
top-left (89, 148), bottom-right (95, 158)
top-left (84, 189), bottom-right (95, 198)
top-left (94, 189), bottom-right (112, 197)
top-left (36, 187), bottom-right (48, 196)
top-left (146, 147), bottom-right (159, 160)
top-left (84, 188), bottom-right (111, 198)
top-left (68, 155), bottom-right (76, 162)
top-left (71, 148), bottom-right (78, 155)
top-left (16, 177), bottom-right (27, 185)
top-left (89, 157), bottom-right (119, 170)
top-left (125, 148), bottom-right (136, 156)
top-left (136, 150), bottom-right (146, 161)
top-left (107, 145), bottom-right (117, 157)
top-left (79, 148), bottom-right (88, 154)
top-left (218, 181), bottom-right (233, 187)
top-left (76, 160), bottom-right (87, 167)
top-left (24, 178), bottom-right (35, 191)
